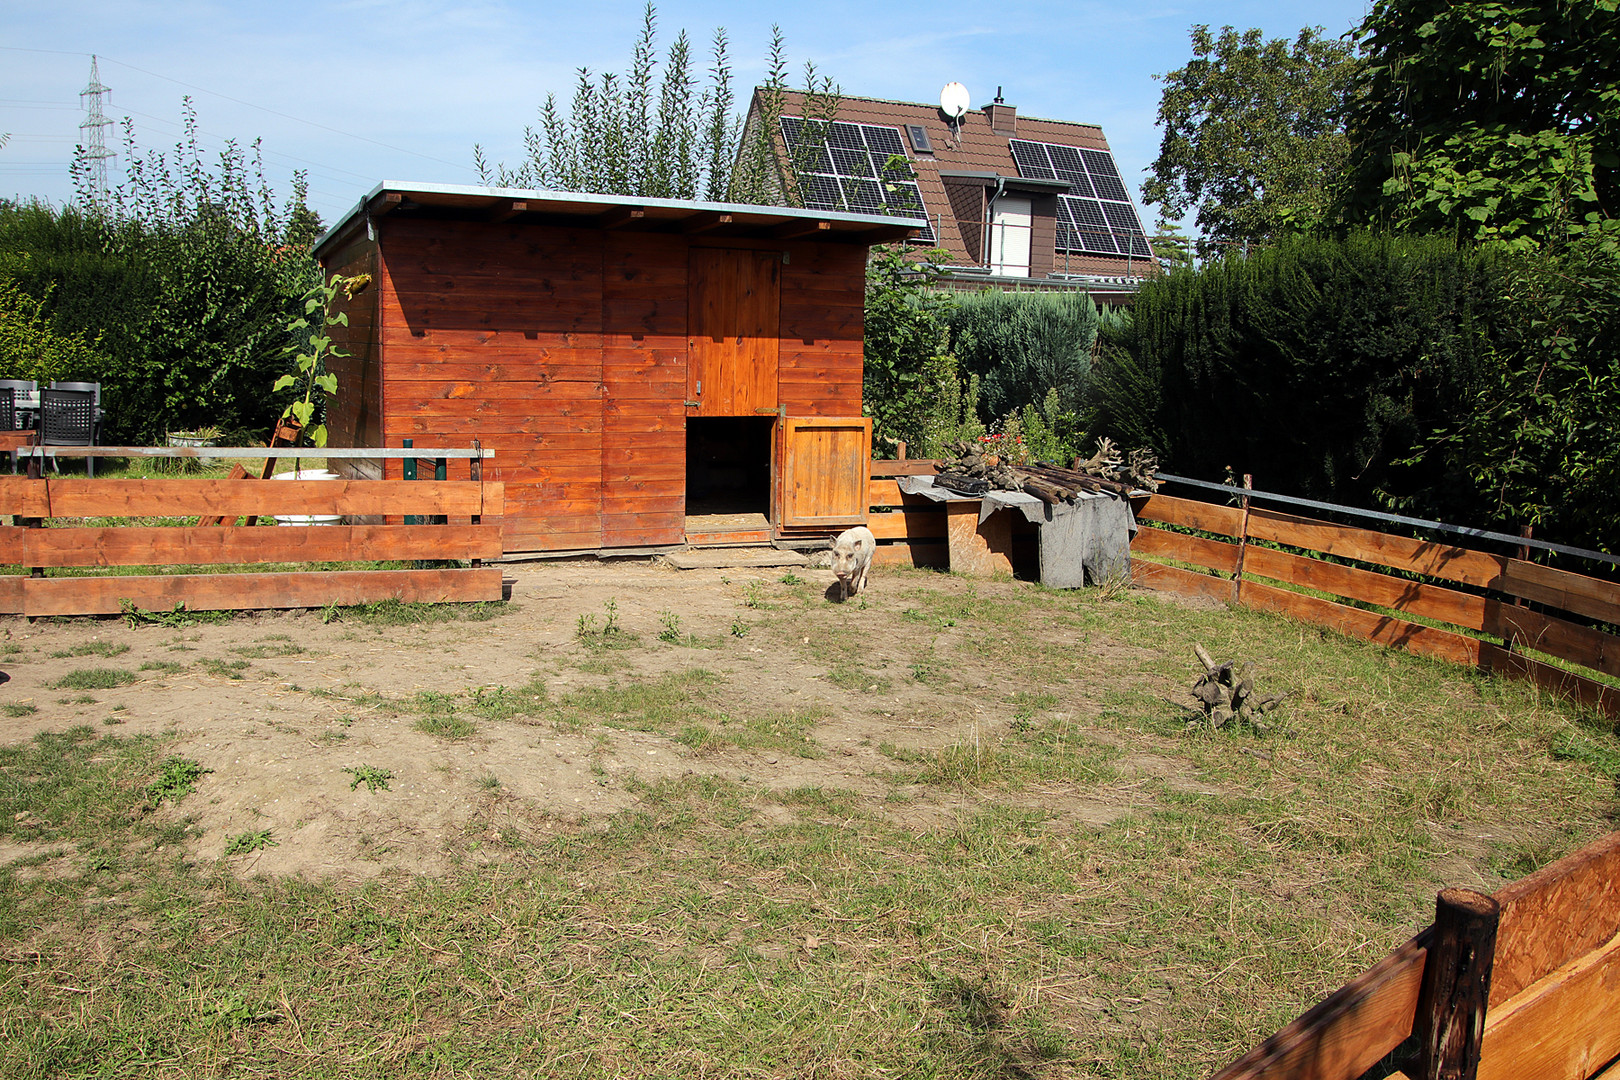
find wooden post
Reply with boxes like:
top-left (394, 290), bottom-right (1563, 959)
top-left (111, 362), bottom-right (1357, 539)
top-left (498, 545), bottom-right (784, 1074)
top-left (1231, 473), bottom-right (1253, 604)
top-left (469, 440), bottom-right (482, 569)
top-left (1414, 887), bottom-right (1500, 1080)
top-left (402, 438), bottom-right (418, 526)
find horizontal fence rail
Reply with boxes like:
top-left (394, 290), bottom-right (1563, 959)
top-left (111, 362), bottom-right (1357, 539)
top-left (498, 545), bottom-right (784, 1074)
top-left (12, 446), bottom-right (495, 460)
top-left (0, 447), bottom-right (505, 617)
top-left (1212, 831), bottom-right (1620, 1080)
top-left (1131, 491), bottom-right (1620, 717)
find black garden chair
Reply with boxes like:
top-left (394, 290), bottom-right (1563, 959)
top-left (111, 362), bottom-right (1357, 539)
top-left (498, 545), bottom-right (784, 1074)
top-left (39, 388), bottom-right (96, 477)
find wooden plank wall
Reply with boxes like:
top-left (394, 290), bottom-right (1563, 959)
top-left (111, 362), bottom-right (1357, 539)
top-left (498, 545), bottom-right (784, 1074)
top-left (604, 233), bottom-right (686, 548)
top-left (1131, 492), bottom-right (1620, 717)
top-left (379, 218), bottom-right (606, 552)
top-left (322, 234), bottom-right (382, 477)
top-left (368, 223), bottom-right (870, 553)
top-left (778, 242), bottom-right (866, 418)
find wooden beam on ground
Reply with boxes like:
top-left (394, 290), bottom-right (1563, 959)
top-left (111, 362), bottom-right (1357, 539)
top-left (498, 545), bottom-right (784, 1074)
top-left (598, 206), bottom-right (646, 229)
top-left (771, 218), bottom-right (831, 240)
top-left (681, 211), bottom-right (732, 234)
top-left (11, 568), bottom-right (504, 617)
top-left (16, 524), bottom-right (503, 568)
top-left (1208, 931), bottom-right (1431, 1080)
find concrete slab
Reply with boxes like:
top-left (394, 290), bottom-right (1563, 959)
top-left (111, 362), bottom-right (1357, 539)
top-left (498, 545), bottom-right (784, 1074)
top-left (663, 548), bottom-right (809, 570)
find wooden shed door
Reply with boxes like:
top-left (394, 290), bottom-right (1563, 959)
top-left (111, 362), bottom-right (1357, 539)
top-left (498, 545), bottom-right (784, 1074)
top-left (687, 249), bottom-right (780, 416)
top-left (774, 416), bottom-right (872, 530)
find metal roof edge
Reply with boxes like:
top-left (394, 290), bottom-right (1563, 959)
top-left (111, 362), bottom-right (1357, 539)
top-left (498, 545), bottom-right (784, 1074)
top-left (312, 181), bottom-right (921, 258)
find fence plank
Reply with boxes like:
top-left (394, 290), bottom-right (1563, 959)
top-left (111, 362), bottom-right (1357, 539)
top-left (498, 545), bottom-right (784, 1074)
top-left (0, 527), bottom-right (22, 564)
top-left (37, 478), bottom-right (491, 518)
top-left (1208, 932), bottom-right (1430, 1080)
top-left (1489, 605), bottom-right (1620, 679)
top-left (0, 576), bottom-right (22, 614)
top-left (1487, 829), bottom-right (1620, 1008)
top-left (15, 524), bottom-right (503, 568)
top-left (0, 477), bottom-right (50, 517)
top-left (1238, 579), bottom-right (1484, 667)
top-left (18, 568), bottom-right (503, 617)
top-left (1498, 560), bottom-right (1620, 628)
top-left (1246, 509), bottom-right (1507, 590)
top-left (1475, 932), bottom-right (1620, 1080)
top-left (869, 479), bottom-right (939, 506)
top-left (1131, 559), bottom-right (1234, 602)
top-left (1241, 545), bottom-right (1491, 633)
top-left (1132, 525), bottom-right (1242, 575)
top-left (869, 460), bottom-right (938, 477)
top-left (1480, 645), bottom-right (1620, 719)
top-left (1134, 493), bottom-right (1245, 537)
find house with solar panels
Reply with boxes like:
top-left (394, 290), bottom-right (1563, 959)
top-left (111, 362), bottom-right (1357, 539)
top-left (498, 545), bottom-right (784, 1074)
top-left (742, 87), bottom-right (1158, 299)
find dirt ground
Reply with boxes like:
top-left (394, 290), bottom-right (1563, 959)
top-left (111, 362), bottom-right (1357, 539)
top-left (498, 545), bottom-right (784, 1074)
top-left (0, 559), bottom-right (1200, 881)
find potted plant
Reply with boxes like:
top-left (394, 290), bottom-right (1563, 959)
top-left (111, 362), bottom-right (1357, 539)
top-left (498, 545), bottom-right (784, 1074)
top-left (165, 425), bottom-right (224, 468)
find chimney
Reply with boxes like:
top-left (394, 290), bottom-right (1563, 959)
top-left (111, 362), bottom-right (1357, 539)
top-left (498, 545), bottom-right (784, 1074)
top-left (986, 86), bottom-right (1016, 136)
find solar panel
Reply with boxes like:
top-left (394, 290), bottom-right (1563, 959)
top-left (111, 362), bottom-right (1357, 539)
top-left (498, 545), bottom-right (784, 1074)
top-left (1010, 139), bottom-right (1151, 261)
top-left (780, 117), bottom-right (936, 242)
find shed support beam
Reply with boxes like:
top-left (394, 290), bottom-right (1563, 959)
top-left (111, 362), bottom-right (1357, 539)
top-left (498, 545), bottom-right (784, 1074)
top-left (682, 211), bottom-right (733, 234)
top-left (599, 206), bottom-right (646, 229)
top-left (771, 219), bottom-right (831, 240)
top-left (490, 200), bottom-right (528, 222)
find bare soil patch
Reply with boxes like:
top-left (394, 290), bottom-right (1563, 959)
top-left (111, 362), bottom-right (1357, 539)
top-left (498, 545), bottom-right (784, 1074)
top-left (0, 560), bottom-right (1177, 879)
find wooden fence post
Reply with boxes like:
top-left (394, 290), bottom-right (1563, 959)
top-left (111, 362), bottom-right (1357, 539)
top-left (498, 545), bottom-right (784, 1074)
top-left (469, 440), bottom-right (482, 569)
top-left (1231, 473), bottom-right (1253, 604)
top-left (1414, 887), bottom-right (1500, 1080)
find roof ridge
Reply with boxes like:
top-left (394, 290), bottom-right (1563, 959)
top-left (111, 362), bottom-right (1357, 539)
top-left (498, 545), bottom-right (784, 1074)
top-left (770, 88), bottom-right (1104, 131)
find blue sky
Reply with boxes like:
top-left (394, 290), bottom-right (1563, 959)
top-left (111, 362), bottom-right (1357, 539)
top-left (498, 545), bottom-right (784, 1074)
top-left (2, 0), bottom-right (1372, 229)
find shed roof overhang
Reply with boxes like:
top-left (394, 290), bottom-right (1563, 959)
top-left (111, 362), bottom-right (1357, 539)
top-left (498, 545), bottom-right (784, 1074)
top-left (312, 182), bottom-right (921, 260)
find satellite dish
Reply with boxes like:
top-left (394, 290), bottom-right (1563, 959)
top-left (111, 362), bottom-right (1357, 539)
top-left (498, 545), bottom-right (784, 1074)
top-left (940, 82), bottom-right (970, 120)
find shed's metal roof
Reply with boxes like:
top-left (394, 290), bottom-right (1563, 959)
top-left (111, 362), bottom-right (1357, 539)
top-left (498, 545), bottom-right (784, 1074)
top-left (312, 181), bottom-right (921, 258)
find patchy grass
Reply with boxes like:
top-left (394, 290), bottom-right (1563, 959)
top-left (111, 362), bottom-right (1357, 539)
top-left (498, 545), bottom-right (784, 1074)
top-left (0, 572), bottom-right (1615, 1079)
top-left (47, 667), bottom-right (138, 690)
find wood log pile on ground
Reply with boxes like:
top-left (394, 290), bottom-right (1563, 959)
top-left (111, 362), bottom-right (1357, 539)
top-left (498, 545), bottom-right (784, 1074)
top-left (934, 437), bottom-right (1161, 504)
top-left (1187, 642), bottom-right (1287, 733)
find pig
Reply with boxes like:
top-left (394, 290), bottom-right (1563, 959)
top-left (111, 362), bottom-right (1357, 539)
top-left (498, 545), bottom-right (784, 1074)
top-left (829, 525), bottom-right (876, 602)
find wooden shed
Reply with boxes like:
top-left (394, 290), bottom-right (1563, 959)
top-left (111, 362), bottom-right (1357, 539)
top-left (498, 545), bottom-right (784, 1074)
top-left (311, 183), bottom-right (916, 554)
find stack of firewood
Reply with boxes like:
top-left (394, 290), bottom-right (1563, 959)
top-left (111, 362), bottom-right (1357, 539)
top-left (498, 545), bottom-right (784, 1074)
top-left (934, 437), bottom-right (1161, 505)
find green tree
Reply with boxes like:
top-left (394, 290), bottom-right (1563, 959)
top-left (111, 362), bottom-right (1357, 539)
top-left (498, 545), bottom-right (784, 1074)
top-left (477, 4), bottom-right (738, 199)
top-left (1144, 25), bottom-right (1360, 251)
top-left (861, 247), bottom-right (960, 458)
top-left (1338, 0), bottom-right (1619, 248)
top-left (0, 274), bottom-right (105, 385)
top-left (947, 289), bottom-right (1097, 423)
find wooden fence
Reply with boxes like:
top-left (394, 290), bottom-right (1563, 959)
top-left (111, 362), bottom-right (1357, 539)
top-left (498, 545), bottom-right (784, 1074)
top-left (0, 447), bottom-right (503, 617)
top-left (1132, 491), bottom-right (1620, 718)
top-left (1212, 830), bottom-right (1620, 1080)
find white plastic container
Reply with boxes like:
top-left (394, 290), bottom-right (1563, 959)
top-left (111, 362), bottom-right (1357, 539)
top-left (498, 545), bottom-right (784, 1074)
top-left (270, 468), bottom-right (341, 526)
